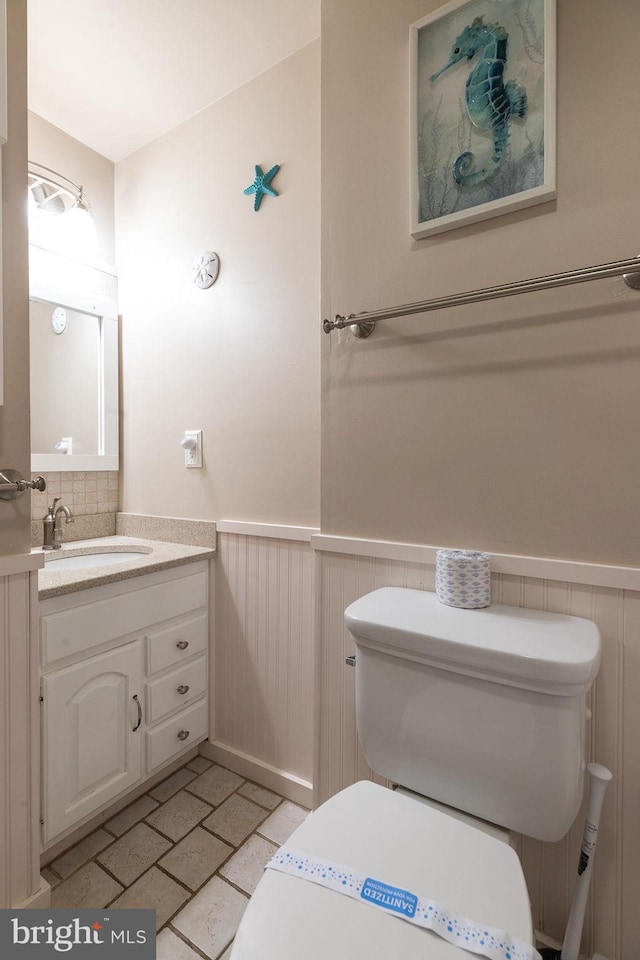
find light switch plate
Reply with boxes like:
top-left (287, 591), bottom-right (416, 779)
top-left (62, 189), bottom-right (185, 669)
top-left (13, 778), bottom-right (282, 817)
top-left (184, 430), bottom-right (202, 468)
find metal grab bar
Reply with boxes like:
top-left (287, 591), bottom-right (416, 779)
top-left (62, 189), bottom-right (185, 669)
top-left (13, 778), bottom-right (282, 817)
top-left (322, 255), bottom-right (640, 338)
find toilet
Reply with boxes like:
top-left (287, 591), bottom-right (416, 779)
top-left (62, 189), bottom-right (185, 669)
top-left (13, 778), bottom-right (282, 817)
top-left (231, 587), bottom-right (601, 960)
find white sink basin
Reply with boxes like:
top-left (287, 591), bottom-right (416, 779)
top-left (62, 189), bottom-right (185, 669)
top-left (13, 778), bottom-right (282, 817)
top-left (45, 550), bottom-right (150, 571)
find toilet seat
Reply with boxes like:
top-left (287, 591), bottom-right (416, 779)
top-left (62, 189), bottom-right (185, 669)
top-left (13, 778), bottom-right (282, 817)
top-left (231, 781), bottom-right (534, 960)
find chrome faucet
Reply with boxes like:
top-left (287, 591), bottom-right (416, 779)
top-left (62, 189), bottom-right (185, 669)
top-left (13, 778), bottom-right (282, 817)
top-left (42, 497), bottom-right (75, 550)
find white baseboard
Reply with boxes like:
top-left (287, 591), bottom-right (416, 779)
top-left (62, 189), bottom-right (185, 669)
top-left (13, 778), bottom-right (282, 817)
top-left (535, 930), bottom-right (593, 960)
top-left (202, 741), bottom-right (313, 808)
top-left (16, 879), bottom-right (51, 909)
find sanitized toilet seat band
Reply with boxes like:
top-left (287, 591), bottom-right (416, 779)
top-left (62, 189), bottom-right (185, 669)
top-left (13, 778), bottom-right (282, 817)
top-left (266, 848), bottom-right (541, 960)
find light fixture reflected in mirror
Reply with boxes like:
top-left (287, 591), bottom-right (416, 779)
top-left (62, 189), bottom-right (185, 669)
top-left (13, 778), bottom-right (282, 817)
top-left (54, 438), bottom-right (72, 455)
top-left (28, 162), bottom-right (98, 262)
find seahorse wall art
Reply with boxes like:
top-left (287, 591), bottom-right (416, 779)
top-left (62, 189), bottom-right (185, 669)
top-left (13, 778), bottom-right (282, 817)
top-left (430, 15), bottom-right (527, 187)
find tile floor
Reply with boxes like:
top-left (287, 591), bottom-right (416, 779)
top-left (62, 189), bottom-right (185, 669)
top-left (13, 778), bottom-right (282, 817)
top-left (42, 756), bottom-right (309, 960)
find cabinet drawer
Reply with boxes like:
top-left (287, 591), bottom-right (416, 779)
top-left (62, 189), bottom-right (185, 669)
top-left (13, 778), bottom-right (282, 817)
top-left (145, 656), bottom-right (208, 723)
top-left (146, 614), bottom-right (208, 676)
top-left (146, 699), bottom-right (208, 771)
top-left (42, 568), bottom-right (208, 667)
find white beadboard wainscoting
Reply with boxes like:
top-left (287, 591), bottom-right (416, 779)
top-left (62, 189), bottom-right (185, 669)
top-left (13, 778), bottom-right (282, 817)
top-left (0, 555), bottom-right (50, 909)
top-left (208, 530), bottom-right (316, 806)
top-left (205, 522), bottom-right (638, 959)
top-left (313, 536), bottom-right (640, 960)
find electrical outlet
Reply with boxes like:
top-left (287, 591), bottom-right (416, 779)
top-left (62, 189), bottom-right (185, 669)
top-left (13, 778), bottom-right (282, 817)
top-left (183, 430), bottom-right (202, 468)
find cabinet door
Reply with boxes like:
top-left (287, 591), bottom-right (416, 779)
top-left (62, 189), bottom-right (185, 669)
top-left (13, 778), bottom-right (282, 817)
top-left (42, 641), bottom-right (143, 844)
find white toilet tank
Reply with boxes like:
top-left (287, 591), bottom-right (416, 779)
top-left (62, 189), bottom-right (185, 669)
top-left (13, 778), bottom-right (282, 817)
top-left (345, 587), bottom-right (601, 842)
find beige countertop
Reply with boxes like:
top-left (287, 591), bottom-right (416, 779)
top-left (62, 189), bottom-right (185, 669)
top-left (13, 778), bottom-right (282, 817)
top-left (37, 536), bottom-right (215, 600)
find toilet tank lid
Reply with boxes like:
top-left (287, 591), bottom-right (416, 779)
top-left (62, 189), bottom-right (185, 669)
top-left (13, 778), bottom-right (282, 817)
top-left (345, 588), bottom-right (601, 694)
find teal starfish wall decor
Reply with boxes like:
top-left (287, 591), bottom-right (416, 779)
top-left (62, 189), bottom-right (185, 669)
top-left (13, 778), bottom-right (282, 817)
top-left (243, 163), bottom-right (280, 211)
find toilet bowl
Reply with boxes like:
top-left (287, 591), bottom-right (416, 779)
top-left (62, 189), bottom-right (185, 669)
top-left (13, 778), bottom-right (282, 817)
top-left (232, 781), bottom-right (533, 960)
top-left (231, 587), bottom-right (600, 960)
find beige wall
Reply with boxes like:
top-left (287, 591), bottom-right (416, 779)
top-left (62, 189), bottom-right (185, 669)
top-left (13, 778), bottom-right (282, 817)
top-left (116, 41), bottom-right (320, 527)
top-left (318, 4), bottom-right (640, 955)
top-left (321, 0), bottom-right (640, 567)
top-left (0, 0), bottom-right (30, 555)
top-left (28, 112), bottom-right (115, 265)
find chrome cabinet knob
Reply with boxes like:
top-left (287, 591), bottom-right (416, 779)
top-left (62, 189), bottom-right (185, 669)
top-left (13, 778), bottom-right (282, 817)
top-left (177, 730), bottom-right (190, 741)
top-left (177, 684), bottom-right (189, 695)
top-left (176, 640), bottom-right (189, 650)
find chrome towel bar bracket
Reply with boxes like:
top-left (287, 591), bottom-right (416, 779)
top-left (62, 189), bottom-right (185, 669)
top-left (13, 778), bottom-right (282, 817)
top-left (322, 255), bottom-right (640, 338)
top-left (0, 469), bottom-right (46, 501)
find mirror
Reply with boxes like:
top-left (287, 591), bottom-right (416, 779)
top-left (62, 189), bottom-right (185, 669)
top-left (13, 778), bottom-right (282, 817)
top-left (30, 302), bottom-right (101, 455)
top-left (29, 280), bottom-right (118, 471)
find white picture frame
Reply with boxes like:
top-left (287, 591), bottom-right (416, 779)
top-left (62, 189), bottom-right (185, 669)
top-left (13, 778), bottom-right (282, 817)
top-left (410, 0), bottom-right (556, 239)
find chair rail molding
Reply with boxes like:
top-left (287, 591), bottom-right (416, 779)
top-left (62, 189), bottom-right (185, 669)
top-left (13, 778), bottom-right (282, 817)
top-left (311, 533), bottom-right (640, 591)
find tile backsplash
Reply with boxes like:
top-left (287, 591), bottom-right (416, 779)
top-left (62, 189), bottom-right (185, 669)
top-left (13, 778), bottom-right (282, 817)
top-left (31, 471), bottom-right (119, 546)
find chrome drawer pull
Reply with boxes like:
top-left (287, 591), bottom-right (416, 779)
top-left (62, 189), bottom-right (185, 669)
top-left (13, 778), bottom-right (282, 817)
top-left (177, 729), bottom-right (190, 741)
top-left (176, 640), bottom-right (189, 650)
top-left (177, 684), bottom-right (190, 695)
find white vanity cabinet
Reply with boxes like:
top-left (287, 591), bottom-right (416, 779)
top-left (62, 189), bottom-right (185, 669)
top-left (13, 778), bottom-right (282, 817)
top-left (39, 561), bottom-right (209, 847)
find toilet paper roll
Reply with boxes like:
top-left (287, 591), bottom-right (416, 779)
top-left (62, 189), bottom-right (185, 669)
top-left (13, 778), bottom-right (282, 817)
top-left (435, 549), bottom-right (491, 609)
